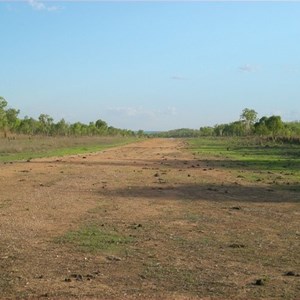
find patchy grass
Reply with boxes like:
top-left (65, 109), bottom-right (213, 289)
top-left (188, 137), bottom-right (300, 188)
top-left (56, 225), bottom-right (133, 254)
top-left (0, 136), bottom-right (139, 162)
top-left (1, 138), bottom-right (299, 299)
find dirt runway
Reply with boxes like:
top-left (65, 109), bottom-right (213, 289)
top-left (0, 138), bottom-right (299, 299)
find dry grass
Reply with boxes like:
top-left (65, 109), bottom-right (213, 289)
top-left (0, 135), bottom-right (138, 162)
top-left (0, 138), bottom-right (299, 299)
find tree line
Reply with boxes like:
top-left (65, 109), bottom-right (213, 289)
top-left (0, 97), bottom-right (139, 137)
top-left (157, 108), bottom-right (300, 141)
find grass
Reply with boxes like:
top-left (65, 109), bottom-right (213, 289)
top-left (0, 136), bottom-right (139, 162)
top-left (188, 137), bottom-right (300, 188)
top-left (56, 225), bottom-right (133, 254)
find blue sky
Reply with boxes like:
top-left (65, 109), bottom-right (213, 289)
top-left (1, 1), bottom-right (300, 131)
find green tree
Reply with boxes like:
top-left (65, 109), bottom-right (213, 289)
top-left (70, 122), bottom-right (84, 136)
top-left (6, 108), bottom-right (20, 132)
top-left (254, 116), bottom-right (270, 136)
top-left (38, 114), bottom-right (54, 135)
top-left (265, 115), bottom-right (283, 139)
top-left (240, 108), bottom-right (258, 134)
top-left (137, 130), bottom-right (144, 137)
top-left (95, 119), bottom-right (108, 135)
top-left (224, 121), bottom-right (245, 136)
top-left (54, 118), bottom-right (69, 136)
top-left (199, 126), bottom-right (214, 136)
top-left (18, 116), bottom-right (39, 135)
top-left (0, 96), bottom-right (8, 134)
top-left (214, 124), bottom-right (226, 136)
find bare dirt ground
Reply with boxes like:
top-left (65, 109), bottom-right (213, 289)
top-left (0, 138), bottom-right (299, 299)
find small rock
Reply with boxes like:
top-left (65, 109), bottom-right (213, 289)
top-left (76, 274), bottom-right (83, 281)
top-left (70, 274), bottom-right (83, 281)
top-left (106, 255), bottom-right (121, 261)
top-left (254, 279), bottom-right (265, 286)
top-left (230, 206), bottom-right (241, 210)
top-left (64, 278), bottom-right (71, 282)
top-left (229, 243), bottom-right (245, 248)
top-left (131, 223), bottom-right (142, 229)
top-left (285, 271), bottom-right (298, 276)
top-left (40, 293), bottom-right (48, 297)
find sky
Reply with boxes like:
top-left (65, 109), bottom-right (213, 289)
top-left (1, 0), bottom-right (300, 131)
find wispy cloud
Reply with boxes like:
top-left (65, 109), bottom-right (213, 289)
top-left (281, 64), bottom-right (299, 74)
top-left (27, 0), bottom-right (60, 12)
top-left (171, 75), bottom-right (187, 80)
top-left (239, 64), bottom-right (260, 73)
top-left (107, 106), bottom-right (177, 118)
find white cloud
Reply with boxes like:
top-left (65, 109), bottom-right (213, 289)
top-left (171, 75), bottom-right (187, 80)
top-left (107, 106), bottom-right (178, 118)
top-left (239, 64), bottom-right (260, 73)
top-left (27, 0), bottom-right (60, 12)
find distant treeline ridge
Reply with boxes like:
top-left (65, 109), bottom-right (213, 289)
top-left (0, 97), bottom-right (144, 137)
top-left (155, 108), bottom-right (300, 142)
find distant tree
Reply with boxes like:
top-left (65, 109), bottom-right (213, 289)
top-left (224, 121), bottom-right (245, 136)
top-left (107, 126), bottom-right (118, 136)
top-left (18, 116), bottom-right (39, 135)
top-left (199, 126), bottom-right (214, 136)
top-left (70, 122), bottom-right (84, 136)
top-left (240, 108), bottom-right (258, 133)
top-left (6, 108), bottom-right (20, 132)
top-left (54, 118), bottom-right (69, 136)
top-left (254, 116), bottom-right (270, 136)
top-left (38, 114), bottom-right (54, 135)
top-left (137, 130), bottom-right (144, 137)
top-left (265, 115), bottom-right (284, 139)
top-left (95, 119), bottom-right (108, 135)
top-left (87, 122), bottom-right (98, 136)
top-left (214, 124), bottom-right (226, 136)
top-left (0, 96), bottom-right (8, 135)
top-left (285, 121), bottom-right (300, 136)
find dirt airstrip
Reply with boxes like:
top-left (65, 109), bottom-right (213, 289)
top-left (0, 138), bottom-right (299, 299)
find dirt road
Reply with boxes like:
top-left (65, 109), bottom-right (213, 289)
top-left (0, 138), bottom-right (299, 299)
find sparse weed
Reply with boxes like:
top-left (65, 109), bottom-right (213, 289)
top-left (0, 136), bottom-right (138, 162)
top-left (56, 225), bottom-right (133, 254)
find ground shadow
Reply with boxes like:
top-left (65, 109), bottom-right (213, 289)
top-left (98, 182), bottom-right (300, 204)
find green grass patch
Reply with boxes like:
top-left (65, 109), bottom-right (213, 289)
top-left (188, 137), bottom-right (300, 187)
top-left (56, 225), bottom-right (133, 254)
top-left (0, 136), bottom-right (139, 162)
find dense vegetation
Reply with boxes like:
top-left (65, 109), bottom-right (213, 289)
top-left (0, 97), bottom-right (139, 137)
top-left (157, 108), bottom-right (300, 142)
